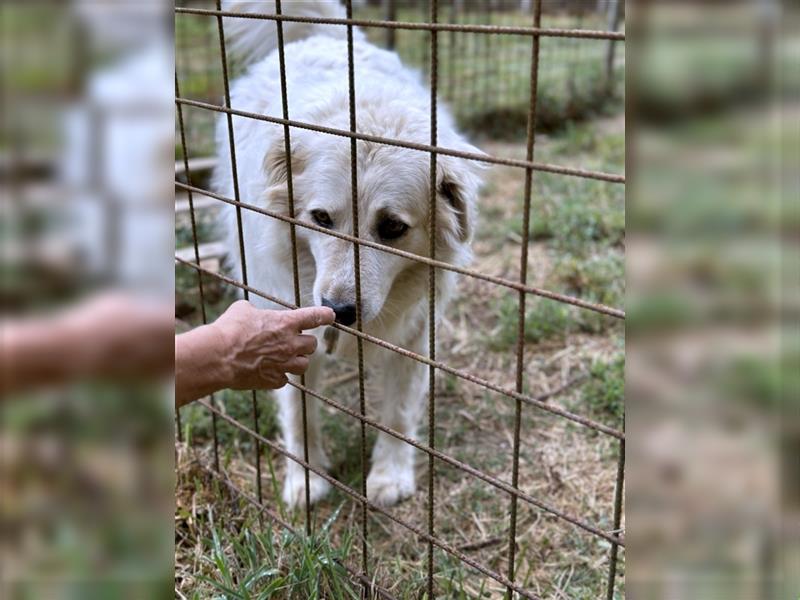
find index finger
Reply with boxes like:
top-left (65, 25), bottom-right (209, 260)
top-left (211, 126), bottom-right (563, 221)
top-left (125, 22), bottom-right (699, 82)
top-left (288, 306), bottom-right (336, 331)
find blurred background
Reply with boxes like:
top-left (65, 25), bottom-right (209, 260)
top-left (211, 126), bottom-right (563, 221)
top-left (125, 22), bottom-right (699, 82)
top-left (627, 1), bottom-right (798, 598)
top-left (2, 1), bottom-right (174, 597)
top-left (1, 0), bottom-right (797, 598)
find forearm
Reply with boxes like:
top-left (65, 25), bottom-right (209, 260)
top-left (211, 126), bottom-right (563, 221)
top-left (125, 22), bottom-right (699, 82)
top-left (174, 324), bottom-right (231, 409)
top-left (1, 318), bottom-right (83, 396)
top-left (3, 295), bottom-right (174, 398)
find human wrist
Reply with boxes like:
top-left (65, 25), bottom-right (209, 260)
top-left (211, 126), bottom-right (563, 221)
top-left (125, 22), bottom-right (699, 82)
top-left (201, 322), bottom-right (235, 390)
top-left (175, 323), bottom-right (231, 406)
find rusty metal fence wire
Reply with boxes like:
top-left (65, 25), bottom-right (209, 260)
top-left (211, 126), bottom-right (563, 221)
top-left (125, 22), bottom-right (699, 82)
top-left (175, 1), bottom-right (625, 598)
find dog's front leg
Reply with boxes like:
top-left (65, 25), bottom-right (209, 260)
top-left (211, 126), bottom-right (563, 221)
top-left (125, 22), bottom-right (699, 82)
top-left (367, 350), bottom-right (428, 507)
top-left (276, 356), bottom-right (331, 508)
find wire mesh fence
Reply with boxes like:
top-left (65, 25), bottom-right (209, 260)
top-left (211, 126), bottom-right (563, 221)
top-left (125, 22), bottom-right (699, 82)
top-left (175, 0), bottom-right (625, 155)
top-left (175, 1), bottom-right (625, 597)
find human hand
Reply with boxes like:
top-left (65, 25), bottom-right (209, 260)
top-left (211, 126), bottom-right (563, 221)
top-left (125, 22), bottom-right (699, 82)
top-left (210, 300), bottom-right (335, 390)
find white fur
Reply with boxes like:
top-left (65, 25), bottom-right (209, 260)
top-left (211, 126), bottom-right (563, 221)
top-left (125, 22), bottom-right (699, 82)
top-left (214, 1), bottom-right (483, 507)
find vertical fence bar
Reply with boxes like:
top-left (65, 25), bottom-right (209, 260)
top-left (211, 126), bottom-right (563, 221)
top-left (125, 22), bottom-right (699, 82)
top-left (214, 0), bottom-right (262, 504)
top-left (175, 69), bottom-right (220, 470)
top-left (605, 0), bottom-right (623, 96)
top-left (506, 1), bottom-right (542, 598)
top-left (384, 0), bottom-right (396, 50)
top-left (344, 1), bottom-right (370, 594)
top-left (426, 1), bottom-right (439, 598)
top-left (446, 0), bottom-right (456, 103)
top-left (273, 0), bottom-right (313, 534)
top-left (483, 0), bottom-right (492, 111)
top-left (605, 436), bottom-right (625, 600)
top-left (176, 400), bottom-right (183, 445)
top-left (420, 0), bottom-right (430, 78)
top-left (467, 12), bottom-right (475, 109)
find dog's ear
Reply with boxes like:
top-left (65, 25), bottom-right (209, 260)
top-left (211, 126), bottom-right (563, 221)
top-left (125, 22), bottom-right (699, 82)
top-left (262, 138), bottom-right (307, 213)
top-left (264, 138), bottom-right (306, 187)
top-left (438, 177), bottom-right (472, 243)
top-left (437, 154), bottom-right (483, 245)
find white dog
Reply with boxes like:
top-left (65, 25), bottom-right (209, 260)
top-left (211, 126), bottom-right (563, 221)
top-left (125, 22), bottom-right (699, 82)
top-left (214, 1), bottom-right (483, 507)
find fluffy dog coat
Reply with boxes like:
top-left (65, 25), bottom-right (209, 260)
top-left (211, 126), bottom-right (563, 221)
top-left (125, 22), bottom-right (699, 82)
top-left (214, 1), bottom-right (483, 507)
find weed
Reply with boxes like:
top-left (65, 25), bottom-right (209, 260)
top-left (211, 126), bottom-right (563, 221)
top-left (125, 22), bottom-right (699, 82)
top-left (491, 249), bottom-right (623, 349)
top-left (198, 505), bottom-right (359, 599)
top-left (552, 253), bottom-right (623, 302)
top-left (491, 295), bottom-right (576, 349)
top-left (181, 390), bottom-right (278, 449)
top-left (582, 354), bottom-right (625, 422)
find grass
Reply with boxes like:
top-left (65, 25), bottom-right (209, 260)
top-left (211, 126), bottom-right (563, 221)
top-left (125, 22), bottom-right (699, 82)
top-left (486, 121), bottom-right (625, 351)
top-left (489, 250), bottom-right (623, 350)
top-left (176, 455), bottom-right (361, 599)
top-left (200, 510), bottom-right (358, 599)
top-left (491, 296), bottom-right (575, 348)
top-left (583, 354), bottom-right (625, 423)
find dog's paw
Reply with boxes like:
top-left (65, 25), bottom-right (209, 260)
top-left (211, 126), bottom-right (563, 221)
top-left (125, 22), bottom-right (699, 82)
top-left (282, 468), bottom-right (330, 508)
top-left (367, 467), bottom-right (415, 507)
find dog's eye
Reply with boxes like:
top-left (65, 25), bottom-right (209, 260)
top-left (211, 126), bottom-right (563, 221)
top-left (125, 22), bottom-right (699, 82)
top-left (311, 210), bottom-right (333, 229)
top-left (377, 218), bottom-right (409, 241)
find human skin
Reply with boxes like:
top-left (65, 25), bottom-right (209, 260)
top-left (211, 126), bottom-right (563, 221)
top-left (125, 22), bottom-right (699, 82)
top-left (2, 295), bottom-right (334, 407)
top-left (2, 293), bottom-right (174, 397)
top-left (174, 300), bottom-right (334, 408)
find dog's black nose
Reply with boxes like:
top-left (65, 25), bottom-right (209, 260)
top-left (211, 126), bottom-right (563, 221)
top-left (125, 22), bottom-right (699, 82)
top-left (321, 297), bottom-right (357, 326)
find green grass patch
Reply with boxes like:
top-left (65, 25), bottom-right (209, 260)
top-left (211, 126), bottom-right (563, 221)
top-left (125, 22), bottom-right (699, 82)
top-left (181, 389), bottom-right (278, 451)
top-left (582, 354), bottom-right (625, 422)
top-left (491, 295), bottom-right (575, 349)
top-left (551, 252), bottom-right (624, 308)
top-left (197, 504), bottom-right (359, 599)
top-left (627, 294), bottom-right (696, 334)
top-left (508, 169), bottom-right (624, 255)
top-left (490, 249), bottom-right (623, 349)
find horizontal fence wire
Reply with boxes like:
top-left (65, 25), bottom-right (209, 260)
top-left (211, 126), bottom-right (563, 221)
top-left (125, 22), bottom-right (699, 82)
top-left (174, 180), bottom-right (625, 320)
top-left (175, 96), bottom-right (625, 184)
top-left (197, 398), bottom-right (545, 600)
top-left (174, 6), bottom-right (625, 41)
top-left (175, 254), bottom-right (624, 441)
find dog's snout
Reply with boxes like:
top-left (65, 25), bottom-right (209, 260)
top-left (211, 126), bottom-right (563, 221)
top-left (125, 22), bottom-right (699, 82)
top-left (321, 297), bottom-right (357, 326)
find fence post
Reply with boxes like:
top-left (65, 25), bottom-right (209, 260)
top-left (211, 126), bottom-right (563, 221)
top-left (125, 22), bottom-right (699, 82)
top-left (383, 0), bottom-right (396, 49)
top-left (605, 0), bottom-right (623, 96)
